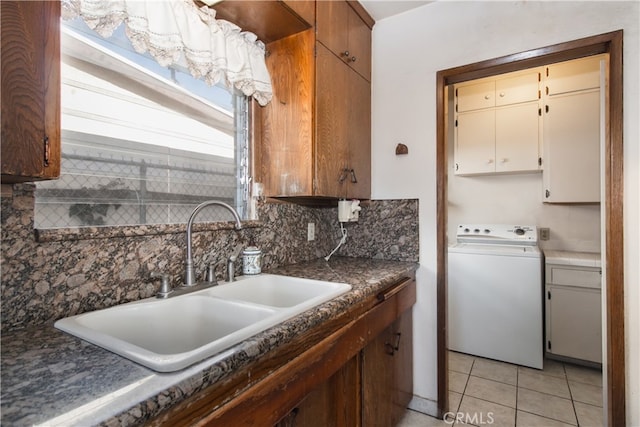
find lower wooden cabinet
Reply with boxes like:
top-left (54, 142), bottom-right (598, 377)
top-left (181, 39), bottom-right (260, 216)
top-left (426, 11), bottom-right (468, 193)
top-left (276, 310), bottom-right (413, 427)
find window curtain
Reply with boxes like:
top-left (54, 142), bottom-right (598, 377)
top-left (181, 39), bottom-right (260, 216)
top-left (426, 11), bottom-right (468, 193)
top-left (61, 0), bottom-right (273, 106)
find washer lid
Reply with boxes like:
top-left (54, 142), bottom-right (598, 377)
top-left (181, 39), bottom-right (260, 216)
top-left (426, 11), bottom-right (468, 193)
top-left (456, 224), bottom-right (538, 245)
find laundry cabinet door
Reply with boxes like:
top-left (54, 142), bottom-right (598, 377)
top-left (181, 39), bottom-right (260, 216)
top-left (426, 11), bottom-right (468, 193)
top-left (546, 285), bottom-right (602, 363)
top-left (454, 109), bottom-right (495, 175)
top-left (495, 102), bottom-right (540, 173)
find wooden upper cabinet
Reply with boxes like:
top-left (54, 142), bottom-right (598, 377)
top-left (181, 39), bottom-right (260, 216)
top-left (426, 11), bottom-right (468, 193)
top-left (258, 0), bottom-right (373, 201)
top-left (1, 1), bottom-right (61, 183)
top-left (316, 1), bottom-right (372, 81)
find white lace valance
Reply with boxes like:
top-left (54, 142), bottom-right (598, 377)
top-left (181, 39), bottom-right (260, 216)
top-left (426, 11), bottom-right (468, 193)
top-left (62, 0), bottom-right (273, 106)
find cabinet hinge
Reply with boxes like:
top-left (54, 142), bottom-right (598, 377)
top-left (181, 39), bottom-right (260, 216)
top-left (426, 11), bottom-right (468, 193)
top-left (455, 163), bottom-right (459, 171)
top-left (43, 136), bottom-right (50, 167)
top-left (538, 90), bottom-right (541, 99)
top-left (538, 108), bottom-right (542, 116)
top-left (538, 157), bottom-right (543, 166)
top-left (545, 105), bottom-right (549, 114)
top-left (454, 119), bottom-right (458, 127)
top-left (547, 290), bottom-right (551, 299)
top-left (455, 88), bottom-right (458, 97)
top-left (545, 189), bottom-right (551, 198)
top-left (546, 67), bottom-right (549, 77)
top-left (538, 72), bottom-right (541, 82)
top-left (548, 341), bottom-right (551, 350)
top-left (546, 86), bottom-right (549, 95)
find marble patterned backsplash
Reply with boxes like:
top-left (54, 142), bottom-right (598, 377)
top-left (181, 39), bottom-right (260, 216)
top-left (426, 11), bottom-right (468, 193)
top-left (1, 184), bottom-right (418, 332)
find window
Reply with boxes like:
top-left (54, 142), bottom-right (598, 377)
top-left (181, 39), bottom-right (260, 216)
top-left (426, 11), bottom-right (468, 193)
top-left (35, 18), bottom-right (251, 228)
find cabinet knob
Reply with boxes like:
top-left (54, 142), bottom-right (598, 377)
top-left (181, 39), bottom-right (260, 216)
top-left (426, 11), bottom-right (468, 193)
top-left (500, 158), bottom-right (508, 163)
top-left (487, 159), bottom-right (494, 164)
top-left (484, 95), bottom-right (490, 100)
top-left (342, 50), bottom-right (350, 57)
top-left (351, 56), bottom-right (357, 62)
top-left (499, 92), bottom-right (505, 97)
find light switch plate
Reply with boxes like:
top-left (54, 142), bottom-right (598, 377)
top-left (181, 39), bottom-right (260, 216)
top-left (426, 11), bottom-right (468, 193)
top-left (307, 223), bottom-right (315, 241)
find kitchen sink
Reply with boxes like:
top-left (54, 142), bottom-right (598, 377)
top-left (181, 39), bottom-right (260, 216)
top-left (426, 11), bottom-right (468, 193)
top-left (55, 275), bottom-right (351, 372)
top-left (203, 274), bottom-right (350, 308)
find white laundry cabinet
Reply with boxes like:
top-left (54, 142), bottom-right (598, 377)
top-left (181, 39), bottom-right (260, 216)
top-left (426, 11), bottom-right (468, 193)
top-left (454, 69), bottom-right (542, 175)
top-left (542, 55), bottom-right (604, 203)
top-left (545, 250), bottom-right (602, 365)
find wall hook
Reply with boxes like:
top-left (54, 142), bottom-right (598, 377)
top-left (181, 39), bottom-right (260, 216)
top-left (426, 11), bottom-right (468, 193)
top-left (395, 143), bottom-right (409, 155)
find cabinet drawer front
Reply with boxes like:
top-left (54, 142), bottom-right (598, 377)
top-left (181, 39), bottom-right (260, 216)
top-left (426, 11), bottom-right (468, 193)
top-left (547, 266), bottom-right (601, 288)
top-left (495, 72), bottom-right (540, 106)
top-left (456, 81), bottom-right (495, 112)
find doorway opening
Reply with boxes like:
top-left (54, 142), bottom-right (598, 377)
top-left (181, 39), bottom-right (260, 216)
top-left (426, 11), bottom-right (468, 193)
top-left (435, 31), bottom-right (624, 425)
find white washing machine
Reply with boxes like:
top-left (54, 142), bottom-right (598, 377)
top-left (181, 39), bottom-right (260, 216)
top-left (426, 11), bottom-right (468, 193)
top-left (448, 224), bottom-right (543, 369)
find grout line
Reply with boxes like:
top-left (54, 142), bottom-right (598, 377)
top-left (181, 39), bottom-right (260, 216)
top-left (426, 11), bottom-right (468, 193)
top-left (564, 362), bottom-right (582, 426)
top-left (514, 361), bottom-right (519, 426)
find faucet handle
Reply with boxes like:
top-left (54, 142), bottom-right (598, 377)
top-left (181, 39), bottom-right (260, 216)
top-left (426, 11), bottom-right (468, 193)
top-left (206, 263), bottom-right (218, 285)
top-left (227, 256), bottom-right (237, 282)
top-left (150, 272), bottom-right (173, 298)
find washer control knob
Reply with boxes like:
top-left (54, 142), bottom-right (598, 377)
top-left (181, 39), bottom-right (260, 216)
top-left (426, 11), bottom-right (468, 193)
top-left (474, 229), bottom-right (480, 233)
top-left (514, 228), bottom-right (525, 235)
top-left (464, 228), bottom-right (470, 232)
top-left (484, 229), bottom-right (491, 233)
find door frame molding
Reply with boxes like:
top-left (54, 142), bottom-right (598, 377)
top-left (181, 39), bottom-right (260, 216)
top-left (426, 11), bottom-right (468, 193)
top-left (435, 30), bottom-right (624, 425)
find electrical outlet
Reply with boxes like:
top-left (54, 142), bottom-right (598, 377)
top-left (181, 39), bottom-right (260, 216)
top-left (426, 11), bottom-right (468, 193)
top-left (539, 227), bottom-right (550, 241)
top-left (307, 222), bottom-right (315, 241)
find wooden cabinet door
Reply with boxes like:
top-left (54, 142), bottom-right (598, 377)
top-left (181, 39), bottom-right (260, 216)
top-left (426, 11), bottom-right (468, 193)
top-left (543, 89), bottom-right (601, 202)
top-left (495, 102), bottom-right (540, 173)
top-left (1, 1), bottom-right (60, 183)
top-left (454, 109), bottom-right (496, 175)
top-left (392, 311), bottom-right (414, 419)
top-left (317, 1), bottom-right (371, 81)
top-left (261, 30), bottom-right (315, 197)
top-left (362, 311), bottom-right (413, 427)
top-left (315, 43), bottom-right (349, 198)
top-left (276, 356), bottom-right (361, 427)
top-left (346, 6), bottom-right (371, 81)
top-left (347, 70), bottom-right (371, 199)
top-left (316, 1), bottom-right (349, 59)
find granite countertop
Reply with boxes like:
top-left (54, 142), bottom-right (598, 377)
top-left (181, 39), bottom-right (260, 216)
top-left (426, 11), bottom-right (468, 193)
top-left (1, 257), bottom-right (417, 426)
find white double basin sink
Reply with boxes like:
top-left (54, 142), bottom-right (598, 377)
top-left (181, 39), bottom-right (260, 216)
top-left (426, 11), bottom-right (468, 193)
top-left (55, 274), bottom-right (351, 372)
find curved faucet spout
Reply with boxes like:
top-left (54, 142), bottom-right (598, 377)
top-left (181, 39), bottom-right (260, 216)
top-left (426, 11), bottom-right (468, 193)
top-left (185, 200), bottom-right (242, 286)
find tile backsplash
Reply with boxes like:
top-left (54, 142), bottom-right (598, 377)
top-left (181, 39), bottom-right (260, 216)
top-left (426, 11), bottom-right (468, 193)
top-left (1, 184), bottom-right (418, 332)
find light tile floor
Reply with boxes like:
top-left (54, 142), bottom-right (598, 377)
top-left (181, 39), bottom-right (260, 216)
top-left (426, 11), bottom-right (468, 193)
top-left (398, 351), bottom-right (603, 427)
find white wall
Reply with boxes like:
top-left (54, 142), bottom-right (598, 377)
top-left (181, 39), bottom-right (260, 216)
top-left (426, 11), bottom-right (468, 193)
top-left (371, 1), bottom-right (639, 423)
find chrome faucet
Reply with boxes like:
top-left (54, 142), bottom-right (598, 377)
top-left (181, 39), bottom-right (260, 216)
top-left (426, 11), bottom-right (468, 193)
top-left (185, 200), bottom-right (242, 286)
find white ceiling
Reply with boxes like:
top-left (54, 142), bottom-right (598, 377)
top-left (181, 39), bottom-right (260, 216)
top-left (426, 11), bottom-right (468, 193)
top-left (359, 1), bottom-right (431, 21)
